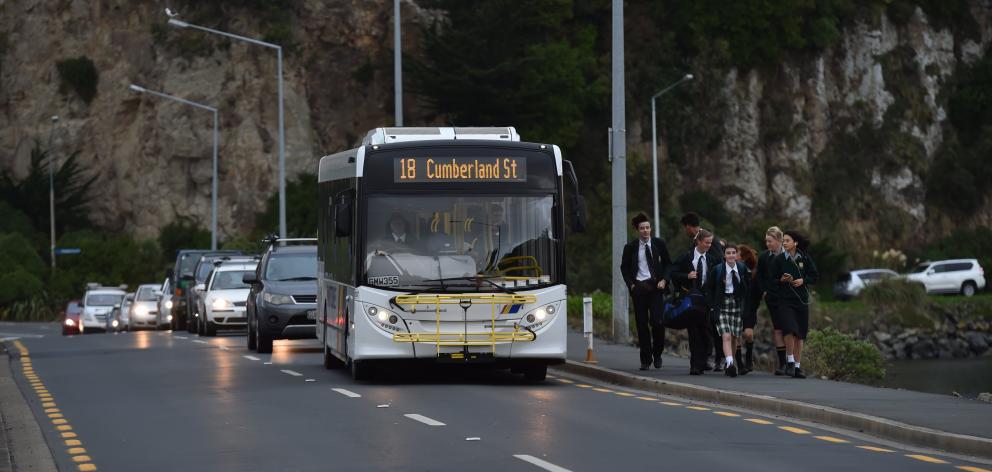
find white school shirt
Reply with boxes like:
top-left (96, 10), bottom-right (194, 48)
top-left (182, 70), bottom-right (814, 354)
top-left (724, 262), bottom-right (738, 294)
top-left (692, 249), bottom-right (708, 284)
top-left (636, 239), bottom-right (653, 282)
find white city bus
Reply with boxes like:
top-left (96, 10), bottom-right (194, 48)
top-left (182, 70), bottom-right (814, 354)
top-left (317, 127), bottom-right (585, 381)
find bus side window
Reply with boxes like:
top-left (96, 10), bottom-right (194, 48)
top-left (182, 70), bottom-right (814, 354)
top-left (333, 189), bottom-right (354, 237)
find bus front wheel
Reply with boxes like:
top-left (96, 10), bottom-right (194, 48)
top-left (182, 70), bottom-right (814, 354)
top-left (350, 359), bottom-right (373, 381)
top-left (523, 363), bottom-right (547, 382)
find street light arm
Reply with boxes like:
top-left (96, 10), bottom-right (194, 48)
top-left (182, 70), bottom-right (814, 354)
top-left (651, 74), bottom-right (694, 100)
top-left (168, 18), bottom-right (280, 50)
top-left (129, 84), bottom-right (217, 112)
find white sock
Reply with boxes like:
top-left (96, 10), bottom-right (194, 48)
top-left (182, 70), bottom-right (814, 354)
top-left (795, 362), bottom-right (800, 368)
top-left (725, 356), bottom-right (734, 367)
top-left (787, 355), bottom-right (795, 364)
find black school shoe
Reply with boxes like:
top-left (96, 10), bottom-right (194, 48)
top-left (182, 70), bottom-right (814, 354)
top-left (724, 363), bottom-right (738, 377)
top-left (654, 355), bottom-right (663, 369)
top-left (793, 367), bottom-right (807, 379)
top-left (713, 359), bottom-right (724, 372)
top-left (689, 368), bottom-right (703, 375)
top-left (784, 363), bottom-right (795, 377)
top-left (774, 365), bottom-right (786, 376)
top-left (640, 363), bottom-right (650, 371)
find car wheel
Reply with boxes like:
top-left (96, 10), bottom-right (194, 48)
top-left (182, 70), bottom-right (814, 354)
top-left (204, 320), bottom-right (217, 337)
top-left (247, 317), bottom-right (257, 350)
top-left (962, 281), bottom-right (977, 297)
top-left (522, 363), bottom-right (547, 382)
top-left (256, 322), bottom-right (273, 354)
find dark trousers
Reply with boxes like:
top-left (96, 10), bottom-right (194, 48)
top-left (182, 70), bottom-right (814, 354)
top-left (709, 321), bottom-right (722, 361)
top-left (631, 281), bottom-right (665, 365)
top-left (686, 303), bottom-right (710, 370)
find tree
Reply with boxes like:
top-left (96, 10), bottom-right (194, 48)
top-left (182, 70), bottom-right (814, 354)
top-left (254, 173), bottom-right (318, 237)
top-left (0, 145), bottom-right (98, 236)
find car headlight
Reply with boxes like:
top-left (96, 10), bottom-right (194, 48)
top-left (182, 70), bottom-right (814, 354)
top-left (262, 292), bottom-right (294, 305)
top-left (64, 318), bottom-right (75, 326)
top-left (167, 314), bottom-right (173, 321)
top-left (111, 319), bottom-right (119, 327)
top-left (212, 298), bottom-right (232, 310)
top-left (135, 305), bottom-right (149, 316)
top-left (165, 300), bottom-right (174, 309)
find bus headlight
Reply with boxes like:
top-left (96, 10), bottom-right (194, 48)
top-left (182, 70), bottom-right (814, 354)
top-left (263, 292), bottom-right (293, 305)
top-left (366, 305), bottom-right (403, 333)
top-left (523, 304), bottom-right (559, 330)
top-left (212, 298), bottom-right (232, 310)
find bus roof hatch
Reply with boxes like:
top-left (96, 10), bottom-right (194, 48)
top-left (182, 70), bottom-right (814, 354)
top-left (362, 127), bottom-right (520, 145)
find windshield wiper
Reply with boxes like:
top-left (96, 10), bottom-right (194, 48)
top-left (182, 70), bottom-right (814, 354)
top-left (421, 275), bottom-right (513, 293)
top-left (274, 277), bottom-right (317, 281)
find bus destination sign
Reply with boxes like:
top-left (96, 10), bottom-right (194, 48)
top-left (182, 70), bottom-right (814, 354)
top-left (394, 157), bottom-right (527, 183)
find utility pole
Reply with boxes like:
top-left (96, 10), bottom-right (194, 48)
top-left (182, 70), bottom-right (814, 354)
top-left (610, 0), bottom-right (629, 343)
top-left (394, 0), bottom-right (403, 127)
top-left (48, 115), bottom-right (59, 270)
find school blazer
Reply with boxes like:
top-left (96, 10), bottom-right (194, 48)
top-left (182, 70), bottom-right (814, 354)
top-left (620, 237), bottom-right (672, 290)
top-left (769, 250), bottom-right (819, 304)
top-left (704, 261), bottom-right (751, 308)
top-left (669, 250), bottom-right (718, 297)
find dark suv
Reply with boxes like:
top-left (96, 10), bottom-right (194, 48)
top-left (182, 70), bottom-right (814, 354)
top-left (184, 251), bottom-right (246, 334)
top-left (245, 241), bottom-right (318, 353)
top-left (167, 250), bottom-right (211, 331)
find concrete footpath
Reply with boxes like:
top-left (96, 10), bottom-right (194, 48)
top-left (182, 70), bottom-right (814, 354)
top-left (555, 329), bottom-right (992, 460)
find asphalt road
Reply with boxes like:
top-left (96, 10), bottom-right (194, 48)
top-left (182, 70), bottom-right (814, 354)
top-left (3, 322), bottom-right (990, 472)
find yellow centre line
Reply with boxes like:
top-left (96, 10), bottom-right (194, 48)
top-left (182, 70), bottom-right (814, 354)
top-left (71, 455), bottom-right (92, 463)
top-left (660, 401), bottom-right (683, 406)
top-left (556, 378), bottom-right (574, 384)
top-left (65, 439), bottom-right (82, 446)
top-left (52, 419), bottom-right (68, 425)
top-left (813, 436), bottom-right (849, 444)
top-left (61, 432), bottom-right (77, 438)
top-left (713, 411), bottom-right (740, 417)
top-left (78, 464), bottom-right (98, 471)
top-left (576, 384), bottom-right (593, 388)
top-left (636, 396), bottom-right (657, 401)
top-left (686, 406), bottom-right (710, 411)
top-left (957, 466), bottom-right (992, 472)
top-left (68, 447), bottom-right (87, 455)
top-left (592, 388), bottom-right (613, 393)
top-left (48, 413), bottom-right (64, 419)
top-left (615, 392), bottom-right (636, 397)
top-left (905, 454), bottom-right (947, 464)
top-left (45, 408), bottom-right (60, 413)
top-left (744, 418), bottom-right (773, 425)
top-left (56, 425), bottom-right (73, 431)
top-left (43, 402), bottom-right (57, 408)
top-left (778, 426), bottom-right (810, 435)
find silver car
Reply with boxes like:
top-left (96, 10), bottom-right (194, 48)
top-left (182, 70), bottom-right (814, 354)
top-left (833, 269), bottom-right (898, 300)
top-left (130, 284), bottom-right (161, 330)
top-left (156, 277), bottom-right (174, 329)
top-left (109, 293), bottom-right (134, 332)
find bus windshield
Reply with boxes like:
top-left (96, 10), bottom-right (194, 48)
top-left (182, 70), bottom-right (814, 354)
top-left (363, 194), bottom-right (560, 291)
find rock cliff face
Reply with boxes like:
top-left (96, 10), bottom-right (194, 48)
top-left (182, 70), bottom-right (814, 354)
top-left (0, 1), bottom-right (990, 245)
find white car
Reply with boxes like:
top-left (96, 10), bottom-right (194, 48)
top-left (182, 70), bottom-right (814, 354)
top-left (157, 277), bottom-right (174, 329)
top-left (80, 285), bottom-right (126, 333)
top-left (130, 284), bottom-right (161, 330)
top-left (904, 259), bottom-right (986, 296)
top-left (198, 260), bottom-right (257, 336)
top-left (833, 269), bottom-right (899, 300)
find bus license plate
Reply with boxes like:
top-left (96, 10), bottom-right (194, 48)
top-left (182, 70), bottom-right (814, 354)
top-left (306, 310), bottom-right (317, 320)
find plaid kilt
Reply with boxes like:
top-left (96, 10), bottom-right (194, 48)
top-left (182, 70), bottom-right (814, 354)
top-left (717, 296), bottom-right (743, 336)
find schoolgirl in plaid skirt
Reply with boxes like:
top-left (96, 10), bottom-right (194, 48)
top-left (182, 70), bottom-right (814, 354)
top-left (704, 243), bottom-right (751, 377)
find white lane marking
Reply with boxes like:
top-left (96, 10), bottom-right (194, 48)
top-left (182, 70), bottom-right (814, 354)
top-left (513, 455), bottom-right (572, 472)
top-left (404, 414), bottom-right (446, 426)
top-left (218, 345), bottom-right (230, 350)
top-left (466, 437), bottom-right (481, 441)
top-left (263, 362), bottom-right (272, 365)
top-left (0, 333), bottom-right (44, 338)
top-left (280, 369), bottom-right (303, 377)
top-left (243, 355), bottom-right (260, 361)
top-left (192, 340), bottom-right (209, 344)
top-left (175, 336), bottom-right (187, 340)
top-left (376, 404), bottom-right (390, 408)
top-left (331, 388), bottom-right (362, 398)
top-left (305, 379), bottom-right (316, 382)
top-left (0, 337), bottom-right (21, 342)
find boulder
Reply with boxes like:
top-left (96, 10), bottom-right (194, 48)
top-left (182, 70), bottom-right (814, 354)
top-left (979, 393), bottom-right (992, 403)
top-left (911, 339), bottom-right (936, 359)
top-left (874, 331), bottom-right (892, 343)
top-left (965, 331), bottom-right (989, 355)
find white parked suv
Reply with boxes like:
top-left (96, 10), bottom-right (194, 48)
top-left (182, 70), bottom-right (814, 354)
top-left (80, 284), bottom-right (126, 333)
top-left (197, 260), bottom-right (257, 336)
top-left (904, 259), bottom-right (986, 296)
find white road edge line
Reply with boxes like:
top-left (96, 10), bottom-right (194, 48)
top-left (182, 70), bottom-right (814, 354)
top-left (192, 340), bottom-right (209, 344)
top-left (175, 336), bottom-right (187, 340)
top-left (243, 355), bottom-right (260, 361)
top-left (404, 414), bottom-right (446, 427)
top-left (331, 388), bottom-right (362, 398)
top-left (281, 369), bottom-right (303, 377)
top-left (218, 346), bottom-right (230, 350)
top-left (513, 455), bottom-right (572, 472)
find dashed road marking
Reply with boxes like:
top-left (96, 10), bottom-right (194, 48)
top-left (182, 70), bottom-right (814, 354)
top-left (856, 446), bottom-right (893, 453)
top-left (192, 340), bottom-right (209, 344)
top-left (513, 454), bottom-right (572, 472)
top-left (614, 392), bottom-right (635, 397)
top-left (814, 436), bottom-right (849, 444)
top-left (575, 384), bottom-right (592, 388)
top-left (744, 418), bottom-right (773, 425)
top-left (905, 454), bottom-right (948, 464)
top-left (660, 401), bottom-right (683, 406)
top-left (778, 426), bottom-right (810, 435)
top-left (78, 464), bottom-right (97, 471)
top-left (713, 411), bottom-right (740, 417)
top-left (686, 406), bottom-right (710, 411)
top-left (957, 466), bottom-right (992, 472)
top-left (404, 414), bottom-right (445, 426)
top-left (175, 336), bottom-right (187, 340)
top-left (556, 378), bottom-right (574, 384)
top-left (591, 388), bottom-right (613, 393)
top-left (280, 369), bottom-right (303, 377)
top-left (243, 355), bottom-right (260, 361)
top-left (331, 388), bottom-right (362, 398)
top-left (65, 439), bottom-right (82, 446)
top-left (71, 455), bottom-right (92, 463)
top-left (636, 396), bottom-right (657, 401)
top-left (68, 447), bottom-right (87, 454)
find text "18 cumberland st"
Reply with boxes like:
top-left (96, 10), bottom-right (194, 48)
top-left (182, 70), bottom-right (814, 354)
top-left (394, 157), bottom-right (527, 183)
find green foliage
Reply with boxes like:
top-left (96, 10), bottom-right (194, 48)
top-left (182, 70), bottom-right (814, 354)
top-left (927, 57), bottom-right (992, 216)
top-left (0, 233), bottom-right (47, 280)
top-left (678, 190), bottom-right (731, 230)
top-left (862, 278), bottom-right (933, 328)
top-left (157, 217), bottom-right (210, 262)
top-left (352, 58), bottom-right (375, 86)
top-left (919, 227), bottom-right (992, 276)
top-left (808, 238), bottom-right (849, 299)
top-left (221, 235), bottom-right (265, 254)
top-left (804, 327), bottom-right (886, 383)
top-left (255, 173), bottom-right (317, 237)
top-left (914, 0), bottom-right (981, 40)
top-left (412, 0), bottom-right (605, 148)
top-left (0, 145), bottom-right (98, 236)
top-left (0, 267), bottom-right (44, 306)
top-left (0, 202), bottom-right (42, 244)
top-left (879, 45), bottom-right (931, 124)
top-left (48, 231), bottom-right (162, 301)
top-left (56, 56), bottom-right (99, 104)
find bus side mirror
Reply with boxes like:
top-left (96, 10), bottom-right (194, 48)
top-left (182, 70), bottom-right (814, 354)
top-left (334, 191), bottom-right (353, 237)
top-left (572, 195), bottom-right (588, 233)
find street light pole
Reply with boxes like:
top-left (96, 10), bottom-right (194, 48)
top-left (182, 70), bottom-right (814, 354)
top-left (129, 84), bottom-right (220, 250)
top-left (649, 73), bottom-right (693, 237)
top-left (48, 115), bottom-right (59, 270)
top-left (610, 0), bottom-right (629, 343)
top-left (168, 18), bottom-right (287, 239)
top-left (394, 0), bottom-right (403, 127)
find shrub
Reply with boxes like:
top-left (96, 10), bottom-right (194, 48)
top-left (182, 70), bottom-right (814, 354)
top-left (56, 56), bottom-right (99, 104)
top-left (861, 278), bottom-right (933, 328)
top-left (0, 267), bottom-right (44, 306)
top-left (158, 217), bottom-right (210, 262)
top-left (804, 327), bottom-right (885, 383)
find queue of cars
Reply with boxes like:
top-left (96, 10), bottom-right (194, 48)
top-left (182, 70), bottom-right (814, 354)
top-left (62, 238), bottom-right (320, 345)
top-left (833, 258), bottom-right (986, 300)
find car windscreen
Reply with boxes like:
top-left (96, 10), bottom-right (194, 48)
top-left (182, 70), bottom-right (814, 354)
top-left (196, 259), bottom-right (218, 282)
top-left (136, 287), bottom-right (157, 301)
top-left (210, 271), bottom-right (253, 290)
top-left (179, 253), bottom-right (203, 277)
top-left (265, 254), bottom-right (317, 281)
top-left (86, 294), bottom-right (123, 306)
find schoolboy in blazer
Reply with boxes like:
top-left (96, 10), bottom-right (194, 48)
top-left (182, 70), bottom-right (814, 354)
top-left (620, 213), bottom-right (673, 370)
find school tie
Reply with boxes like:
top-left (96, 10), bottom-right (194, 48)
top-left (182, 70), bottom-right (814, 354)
top-left (733, 271), bottom-right (740, 292)
top-left (695, 256), bottom-right (704, 289)
top-left (645, 244), bottom-right (654, 279)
